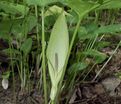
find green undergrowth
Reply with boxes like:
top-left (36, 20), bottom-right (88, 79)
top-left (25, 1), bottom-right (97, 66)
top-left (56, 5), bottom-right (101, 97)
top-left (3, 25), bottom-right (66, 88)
top-left (0, 0), bottom-right (121, 104)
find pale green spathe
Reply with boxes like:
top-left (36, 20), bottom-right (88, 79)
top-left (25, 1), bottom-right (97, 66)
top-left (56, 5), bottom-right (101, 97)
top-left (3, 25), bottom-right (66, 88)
top-left (46, 12), bottom-right (69, 100)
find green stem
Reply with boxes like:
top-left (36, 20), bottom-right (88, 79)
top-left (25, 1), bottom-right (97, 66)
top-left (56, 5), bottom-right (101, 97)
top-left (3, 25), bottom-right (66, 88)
top-left (9, 42), bottom-right (16, 103)
top-left (41, 7), bottom-right (48, 104)
top-left (69, 19), bottom-right (82, 53)
top-left (35, 5), bottom-right (40, 87)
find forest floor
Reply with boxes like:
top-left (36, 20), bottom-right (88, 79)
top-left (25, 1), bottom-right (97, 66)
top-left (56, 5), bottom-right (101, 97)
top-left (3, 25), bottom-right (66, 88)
top-left (0, 77), bottom-right (43, 104)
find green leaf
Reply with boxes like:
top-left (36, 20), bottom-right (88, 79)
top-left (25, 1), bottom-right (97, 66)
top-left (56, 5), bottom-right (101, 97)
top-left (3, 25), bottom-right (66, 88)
top-left (98, 0), bottom-right (121, 9)
top-left (0, 1), bottom-right (29, 15)
top-left (78, 24), bottom-right (121, 40)
top-left (67, 0), bottom-right (100, 18)
top-left (2, 71), bottom-right (10, 79)
top-left (3, 48), bottom-right (21, 56)
top-left (0, 34), bottom-right (11, 41)
top-left (25, 15), bottom-right (37, 32)
top-left (20, 38), bottom-right (32, 56)
top-left (26, 0), bottom-right (59, 6)
top-left (83, 49), bottom-right (107, 64)
top-left (0, 15), bottom-right (37, 39)
top-left (46, 12), bottom-right (69, 100)
top-left (0, 18), bottom-right (23, 36)
top-left (95, 24), bottom-right (121, 34)
top-left (78, 23), bottom-right (98, 40)
top-left (68, 62), bottom-right (88, 75)
top-left (21, 15), bottom-right (37, 37)
top-left (98, 0), bottom-right (104, 4)
top-left (96, 41), bottom-right (111, 49)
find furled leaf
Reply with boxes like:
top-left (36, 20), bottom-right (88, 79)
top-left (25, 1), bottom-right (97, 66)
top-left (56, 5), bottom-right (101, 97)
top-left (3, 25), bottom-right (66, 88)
top-left (67, 0), bottom-right (100, 18)
top-left (0, 1), bottom-right (29, 15)
top-left (46, 12), bottom-right (69, 100)
top-left (20, 38), bottom-right (32, 56)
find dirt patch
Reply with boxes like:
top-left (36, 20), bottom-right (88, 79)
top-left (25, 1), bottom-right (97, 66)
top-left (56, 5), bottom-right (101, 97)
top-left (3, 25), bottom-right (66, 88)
top-left (68, 82), bottom-right (121, 104)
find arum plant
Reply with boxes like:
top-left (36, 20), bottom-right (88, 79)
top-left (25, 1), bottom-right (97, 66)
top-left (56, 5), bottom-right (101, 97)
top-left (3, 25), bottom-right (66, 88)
top-left (46, 12), bottom-right (69, 102)
top-left (46, 0), bottom-right (102, 103)
top-left (26, 0), bottom-right (121, 103)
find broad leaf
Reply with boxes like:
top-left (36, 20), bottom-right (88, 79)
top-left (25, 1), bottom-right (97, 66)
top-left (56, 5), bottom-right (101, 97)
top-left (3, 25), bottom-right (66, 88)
top-left (0, 19), bottom-right (23, 36)
top-left (67, 0), bottom-right (100, 18)
top-left (21, 15), bottom-right (37, 38)
top-left (98, 0), bottom-right (121, 10)
top-left (78, 24), bottom-right (121, 40)
top-left (0, 15), bottom-right (37, 39)
top-left (78, 23), bottom-right (98, 40)
top-left (20, 38), bottom-right (32, 56)
top-left (0, 1), bottom-right (29, 15)
top-left (26, 0), bottom-right (59, 6)
top-left (95, 24), bottom-right (121, 34)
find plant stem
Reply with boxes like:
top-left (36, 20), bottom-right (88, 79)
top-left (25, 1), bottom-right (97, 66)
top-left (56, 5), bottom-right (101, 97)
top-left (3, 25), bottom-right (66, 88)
top-left (9, 43), bottom-right (16, 103)
top-left (41, 7), bottom-right (48, 104)
top-left (35, 5), bottom-right (40, 47)
top-left (35, 5), bottom-right (40, 87)
top-left (69, 19), bottom-right (82, 53)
